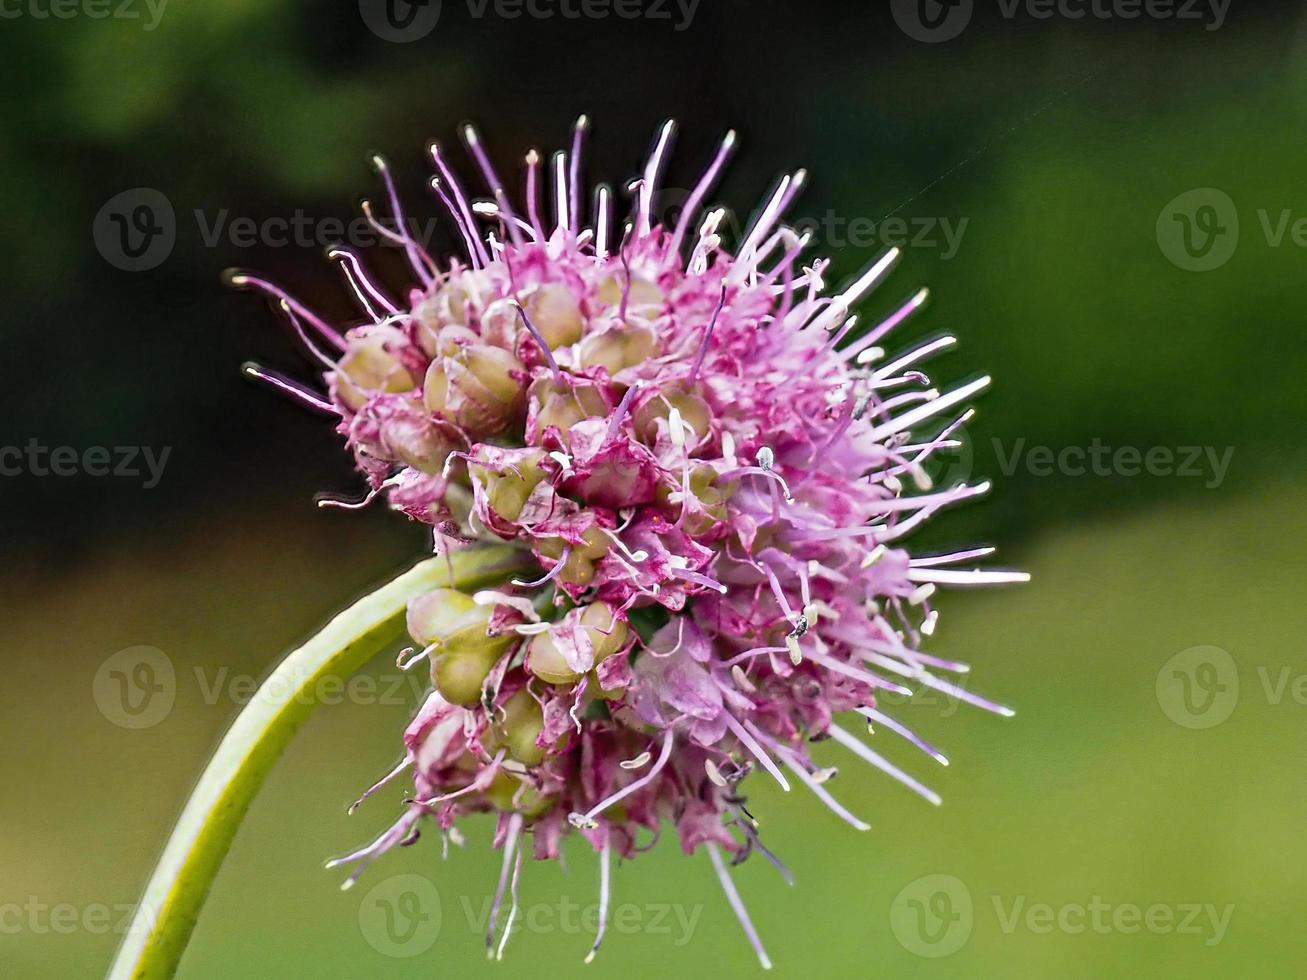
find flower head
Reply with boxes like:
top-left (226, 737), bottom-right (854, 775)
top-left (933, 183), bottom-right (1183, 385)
top-left (239, 117), bottom-right (1027, 967)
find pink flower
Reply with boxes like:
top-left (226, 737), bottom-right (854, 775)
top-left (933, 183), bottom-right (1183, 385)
top-left (240, 118), bottom-right (1027, 968)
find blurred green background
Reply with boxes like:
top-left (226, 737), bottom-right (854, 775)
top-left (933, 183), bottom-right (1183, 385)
top-left (4, 1), bottom-right (1307, 976)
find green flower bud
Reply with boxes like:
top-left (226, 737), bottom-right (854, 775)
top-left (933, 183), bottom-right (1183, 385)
top-left (578, 323), bottom-right (658, 374)
top-left (524, 283), bottom-right (584, 348)
top-left (537, 526), bottom-right (610, 588)
top-left (596, 273), bottom-right (665, 311)
top-left (634, 383), bottom-right (713, 444)
top-left (530, 377), bottom-right (609, 439)
top-left (484, 771), bottom-right (556, 817)
top-left (469, 449), bottom-right (547, 524)
top-left (581, 601), bottom-right (629, 661)
top-left (478, 297), bottom-right (521, 349)
top-left (525, 630), bottom-right (581, 685)
top-left (407, 589), bottom-right (515, 706)
top-left (423, 344), bottom-right (526, 436)
top-left (497, 689), bottom-right (546, 766)
top-left (334, 327), bottom-right (416, 412)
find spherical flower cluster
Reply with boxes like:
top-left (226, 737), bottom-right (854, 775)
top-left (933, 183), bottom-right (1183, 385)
top-left (237, 118), bottom-right (1026, 967)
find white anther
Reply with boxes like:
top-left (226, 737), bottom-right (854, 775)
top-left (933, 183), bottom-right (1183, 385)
top-left (705, 759), bottom-right (728, 787)
top-left (856, 346), bottom-right (886, 365)
top-left (548, 450), bottom-right (574, 475)
top-left (861, 545), bottom-right (888, 569)
top-left (757, 446), bottom-right (775, 470)
top-left (620, 751), bottom-right (652, 770)
top-left (669, 405), bottom-right (686, 450)
top-left (908, 583), bottom-right (937, 606)
top-left (731, 665), bottom-right (756, 693)
top-left (786, 634), bottom-right (803, 666)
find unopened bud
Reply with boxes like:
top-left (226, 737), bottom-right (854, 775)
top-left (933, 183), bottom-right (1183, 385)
top-left (470, 449), bottom-right (547, 524)
top-left (537, 526), bottom-right (610, 588)
top-left (423, 344), bottom-right (526, 436)
top-left (633, 383), bottom-right (712, 445)
top-left (407, 589), bottom-right (515, 705)
top-left (496, 689), bottom-right (546, 766)
top-left (529, 377), bottom-right (609, 441)
top-left (333, 327), bottom-right (416, 412)
top-left (577, 323), bottom-right (657, 375)
top-left (523, 283), bottom-right (584, 349)
top-left (596, 274), bottom-right (665, 311)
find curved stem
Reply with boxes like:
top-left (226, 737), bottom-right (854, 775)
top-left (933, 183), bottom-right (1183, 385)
top-left (108, 545), bottom-right (531, 980)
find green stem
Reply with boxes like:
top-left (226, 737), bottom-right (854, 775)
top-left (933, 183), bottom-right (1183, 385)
top-left (107, 545), bottom-right (530, 980)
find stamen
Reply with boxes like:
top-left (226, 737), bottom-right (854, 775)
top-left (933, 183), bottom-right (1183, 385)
top-left (569, 114), bottom-right (588, 232)
top-left (668, 129), bottom-right (736, 259)
top-left (552, 149), bottom-right (570, 233)
top-left (594, 184), bottom-right (613, 258)
top-left (495, 847), bottom-right (524, 961)
top-left (858, 707), bottom-right (949, 766)
top-left (570, 730), bottom-right (674, 828)
top-left (773, 745), bottom-right (870, 831)
top-left (603, 381), bottom-right (642, 446)
top-left (827, 723), bottom-right (942, 806)
top-left (687, 285), bottom-right (728, 384)
top-left (724, 715), bottom-right (790, 792)
top-left (240, 362), bottom-right (334, 414)
top-left (524, 149), bottom-right (545, 240)
top-left (226, 272), bottom-right (345, 349)
top-left (462, 124), bottom-right (525, 249)
top-left (636, 119), bottom-right (676, 237)
top-left (706, 843), bottom-right (773, 971)
top-left (514, 303), bottom-right (563, 385)
top-left (487, 813), bottom-right (524, 956)
top-left (429, 141), bottom-right (490, 266)
top-left (369, 154), bottom-right (437, 286)
top-left (584, 829), bottom-right (611, 963)
top-left (620, 751), bottom-right (652, 770)
top-left (347, 757), bottom-right (412, 815)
